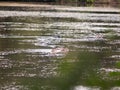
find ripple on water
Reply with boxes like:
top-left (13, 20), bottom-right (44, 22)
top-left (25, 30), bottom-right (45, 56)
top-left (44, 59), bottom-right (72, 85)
top-left (0, 59), bottom-right (12, 69)
top-left (1, 84), bottom-right (28, 90)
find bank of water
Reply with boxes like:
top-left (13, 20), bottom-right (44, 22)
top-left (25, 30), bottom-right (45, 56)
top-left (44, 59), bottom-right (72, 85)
top-left (0, 6), bottom-right (120, 90)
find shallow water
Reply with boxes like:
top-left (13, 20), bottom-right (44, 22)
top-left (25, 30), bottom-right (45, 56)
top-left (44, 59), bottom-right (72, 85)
top-left (0, 6), bottom-right (120, 90)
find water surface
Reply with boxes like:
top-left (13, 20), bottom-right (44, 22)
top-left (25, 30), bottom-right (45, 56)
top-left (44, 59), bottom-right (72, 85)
top-left (0, 6), bottom-right (120, 90)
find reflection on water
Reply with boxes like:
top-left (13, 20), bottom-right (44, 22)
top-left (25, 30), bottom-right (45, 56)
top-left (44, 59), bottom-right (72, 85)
top-left (74, 86), bottom-right (100, 90)
top-left (0, 6), bottom-right (120, 90)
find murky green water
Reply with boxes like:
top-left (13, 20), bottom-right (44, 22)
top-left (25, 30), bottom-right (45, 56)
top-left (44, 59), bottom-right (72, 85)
top-left (0, 6), bottom-right (120, 90)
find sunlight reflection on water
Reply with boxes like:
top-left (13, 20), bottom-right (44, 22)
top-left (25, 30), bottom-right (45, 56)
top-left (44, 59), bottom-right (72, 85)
top-left (74, 86), bottom-right (100, 90)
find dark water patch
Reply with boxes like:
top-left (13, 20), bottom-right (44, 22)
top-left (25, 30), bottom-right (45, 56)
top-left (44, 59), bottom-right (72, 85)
top-left (0, 6), bottom-right (57, 11)
top-left (0, 16), bottom-right (49, 24)
top-left (1, 16), bottom-right (120, 24)
top-left (92, 25), bottom-right (120, 28)
top-left (105, 34), bottom-right (120, 41)
top-left (115, 62), bottom-right (120, 69)
top-left (0, 29), bottom-right (53, 36)
top-left (109, 72), bottom-right (120, 79)
top-left (0, 16), bottom-right (83, 23)
top-left (57, 10), bottom-right (120, 14)
top-left (92, 29), bottom-right (113, 33)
